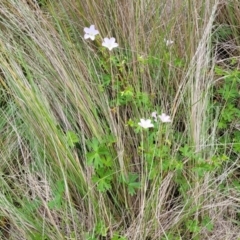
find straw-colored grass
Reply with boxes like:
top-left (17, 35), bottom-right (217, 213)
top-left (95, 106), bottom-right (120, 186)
top-left (0, 0), bottom-right (240, 239)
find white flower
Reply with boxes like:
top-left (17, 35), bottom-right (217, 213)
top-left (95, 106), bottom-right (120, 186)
top-left (138, 119), bottom-right (154, 129)
top-left (159, 113), bottom-right (172, 123)
top-left (102, 37), bottom-right (118, 51)
top-left (151, 111), bottom-right (158, 122)
top-left (164, 38), bottom-right (174, 46)
top-left (84, 25), bottom-right (99, 40)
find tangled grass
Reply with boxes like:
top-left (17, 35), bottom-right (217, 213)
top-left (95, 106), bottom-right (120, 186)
top-left (0, 0), bottom-right (240, 239)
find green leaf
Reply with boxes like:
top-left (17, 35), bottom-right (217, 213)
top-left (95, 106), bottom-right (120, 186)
top-left (48, 180), bottom-right (65, 210)
top-left (22, 198), bottom-right (41, 214)
top-left (66, 131), bottom-right (79, 148)
top-left (102, 155), bottom-right (113, 167)
top-left (48, 195), bottom-right (62, 210)
top-left (102, 74), bottom-right (111, 87)
top-left (88, 138), bottom-right (100, 151)
top-left (111, 233), bottom-right (127, 240)
top-left (92, 175), bottom-right (112, 192)
top-left (128, 182), bottom-right (141, 195)
top-left (86, 152), bottom-right (103, 168)
top-left (202, 216), bottom-right (214, 232)
top-left (95, 220), bottom-right (108, 236)
top-left (179, 145), bottom-right (194, 158)
top-left (121, 173), bottom-right (141, 195)
top-left (186, 219), bottom-right (200, 233)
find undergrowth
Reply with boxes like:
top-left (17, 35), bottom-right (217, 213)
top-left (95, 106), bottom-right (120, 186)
top-left (0, 0), bottom-right (240, 239)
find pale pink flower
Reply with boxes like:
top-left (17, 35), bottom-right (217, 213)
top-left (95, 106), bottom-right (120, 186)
top-left (138, 119), bottom-right (154, 129)
top-left (84, 25), bottom-right (99, 40)
top-left (102, 37), bottom-right (118, 50)
top-left (164, 38), bottom-right (174, 46)
top-left (159, 113), bottom-right (172, 123)
top-left (151, 111), bottom-right (158, 122)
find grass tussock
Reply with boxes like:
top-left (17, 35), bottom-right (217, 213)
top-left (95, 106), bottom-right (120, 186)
top-left (0, 0), bottom-right (240, 239)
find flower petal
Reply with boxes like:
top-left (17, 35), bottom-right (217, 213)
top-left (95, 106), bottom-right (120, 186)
top-left (138, 119), bottom-right (154, 128)
top-left (84, 33), bottom-right (90, 39)
top-left (83, 25), bottom-right (99, 40)
top-left (159, 113), bottom-right (172, 123)
top-left (102, 37), bottom-right (118, 50)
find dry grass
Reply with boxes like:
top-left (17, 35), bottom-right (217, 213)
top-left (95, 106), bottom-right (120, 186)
top-left (0, 0), bottom-right (240, 239)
